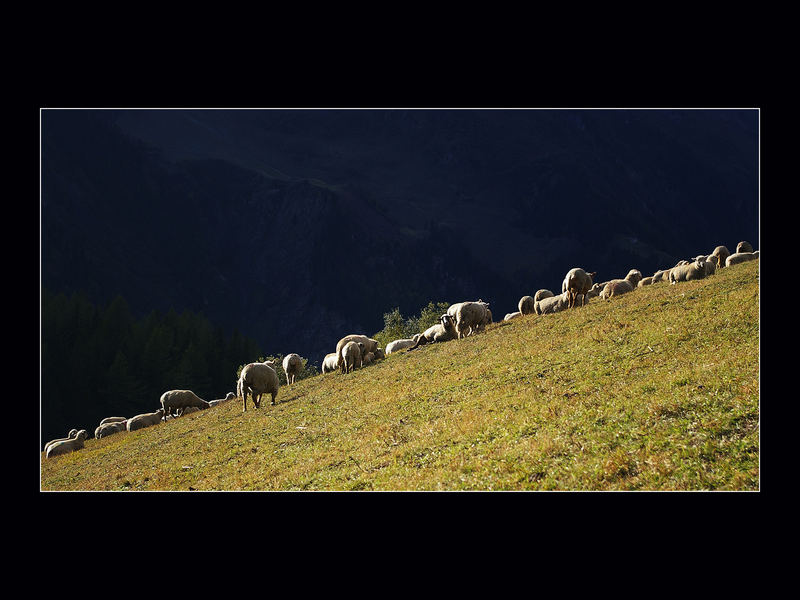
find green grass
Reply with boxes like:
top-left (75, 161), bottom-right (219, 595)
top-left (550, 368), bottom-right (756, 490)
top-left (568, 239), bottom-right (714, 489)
top-left (40, 261), bottom-right (759, 491)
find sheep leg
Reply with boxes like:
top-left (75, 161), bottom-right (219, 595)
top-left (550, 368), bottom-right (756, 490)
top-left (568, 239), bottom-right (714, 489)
top-left (271, 391), bottom-right (277, 405)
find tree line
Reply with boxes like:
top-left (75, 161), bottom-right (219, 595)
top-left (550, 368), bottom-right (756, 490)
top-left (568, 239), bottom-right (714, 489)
top-left (41, 289), bottom-right (264, 444)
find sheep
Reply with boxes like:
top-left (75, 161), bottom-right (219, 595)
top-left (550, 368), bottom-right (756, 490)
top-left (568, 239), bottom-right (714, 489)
top-left (651, 270), bottom-right (670, 283)
top-left (46, 430), bottom-right (88, 458)
top-left (95, 420), bottom-right (127, 439)
top-left (99, 416), bottom-right (127, 426)
top-left (585, 282), bottom-right (606, 299)
top-left (504, 311), bottom-right (522, 321)
top-left (736, 241), bottom-right (754, 254)
top-left (669, 257), bottom-right (708, 283)
top-left (44, 429), bottom-right (79, 454)
top-left (534, 289), bottom-right (555, 302)
top-left (160, 390), bottom-right (211, 420)
top-left (454, 301), bottom-right (491, 339)
top-left (341, 341), bottom-right (365, 374)
top-left (385, 334), bottom-right (422, 355)
top-left (322, 352), bottom-right (340, 373)
top-left (335, 335), bottom-right (379, 373)
top-left (407, 314), bottom-right (458, 350)
top-left (208, 392), bottom-right (236, 407)
top-left (562, 268), bottom-right (597, 308)
top-left (177, 406), bottom-right (201, 416)
top-left (534, 291), bottom-right (573, 315)
top-left (518, 296), bottom-right (535, 315)
top-left (725, 251), bottom-right (759, 267)
top-left (599, 270), bottom-right (643, 300)
top-left (127, 409), bottom-right (165, 432)
top-left (362, 351), bottom-right (375, 365)
top-left (238, 360), bottom-right (280, 411)
top-left (710, 246), bottom-right (730, 269)
top-left (374, 348), bottom-right (386, 360)
top-left (638, 276), bottom-right (653, 287)
top-left (282, 353), bottom-right (303, 386)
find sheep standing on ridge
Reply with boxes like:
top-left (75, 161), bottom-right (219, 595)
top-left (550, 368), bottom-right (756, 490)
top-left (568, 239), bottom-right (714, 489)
top-left (407, 314), bottom-right (457, 350)
top-left (46, 430), bottom-right (88, 458)
top-left (534, 289), bottom-right (555, 302)
top-left (710, 246), bottom-right (730, 269)
top-left (518, 296), bottom-right (535, 315)
top-left (282, 353), bottom-right (303, 386)
top-left (335, 335), bottom-right (379, 374)
top-left (44, 429), bottom-right (79, 454)
top-left (127, 409), bottom-right (165, 432)
top-left (238, 360), bottom-right (280, 411)
top-left (321, 352), bottom-right (340, 373)
top-left (160, 390), bottom-right (211, 420)
top-left (99, 416), bottom-right (127, 426)
top-left (454, 301), bottom-right (491, 339)
top-left (341, 341), bottom-right (365, 374)
top-left (736, 241), bottom-right (754, 254)
top-left (562, 268), bottom-right (597, 308)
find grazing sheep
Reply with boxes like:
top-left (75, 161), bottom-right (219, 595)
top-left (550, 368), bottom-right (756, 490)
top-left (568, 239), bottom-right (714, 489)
top-left (562, 268), bottom-right (597, 308)
top-left (209, 392), bottom-right (237, 407)
top-left (177, 406), bottom-right (201, 416)
top-left (238, 360), bottom-right (280, 411)
top-left (534, 289), bottom-right (555, 302)
top-left (710, 246), bottom-right (730, 269)
top-left (160, 390), bottom-right (211, 420)
top-left (282, 353), bottom-right (303, 386)
top-left (638, 276), bottom-right (654, 287)
top-left (669, 257), bottom-right (708, 283)
top-left (534, 291), bottom-right (573, 315)
top-left (363, 351), bottom-right (375, 365)
top-left (127, 409), bottom-right (165, 432)
top-left (725, 251), bottom-right (759, 267)
top-left (44, 429), bottom-right (79, 454)
top-left (518, 296), bottom-right (535, 315)
top-left (322, 352), bottom-right (340, 373)
top-left (455, 301), bottom-right (491, 339)
top-left (736, 241), bottom-right (754, 254)
top-left (585, 282), bottom-right (607, 299)
top-left (374, 348), bottom-right (386, 360)
top-left (99, 416), bottom-right (127, 426)
top-left (95, 420), bottom-right (127, 439)
top-left (341, 341), bottom-right (365, 374)
top-left (335, 335), bottom-right (379, 373)
top-left (46, 430), bottom-right (88, 458)
top-left (385, 335), bottom-right (422, 355)
top-left (504, 311), bottom-right (522, 321)
top-left (408, 314), bottom-right (458, 350)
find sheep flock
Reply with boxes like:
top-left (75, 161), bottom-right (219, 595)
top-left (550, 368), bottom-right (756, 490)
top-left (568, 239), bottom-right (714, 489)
top-left (42, 239), bottom-right (758, 460)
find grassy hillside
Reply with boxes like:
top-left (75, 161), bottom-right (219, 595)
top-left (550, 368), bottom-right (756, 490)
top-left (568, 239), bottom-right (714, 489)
top-left (40, 260), bottom-right (759, 491)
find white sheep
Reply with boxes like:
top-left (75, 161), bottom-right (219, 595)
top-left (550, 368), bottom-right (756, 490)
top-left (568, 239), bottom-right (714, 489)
top-left (725, 251), bottom-right (759, 267)
top-left (208, 392), bottom-right (236, 407)
top-left (599, 269), bottom-right (643, 300)
top-left (407, 314), bottom-right (458, 350)
top-left (335, 335), bottom-right (379, 373)
top-left (99, 416), bottom-right (127, 426)
top-left (95, 420), bottom-right (127, 439)
top-left (385, 335), bottom-right (422, 355)
top-left (518, 296), bottom-right (535, 315)
top-left (534, 289), bottom-right (555, 302)
top-left (237, 360), bottom-right (280, 411)
top-left (534, 291), bottom-right (573, 315)
top-left (46, 430), bottom-right (88, 458)
top-left (341, 341), bottom-right (365, 374)
top-left (710, 245), bottom-right (731, 269)
top-left (282, 353), bottom-right (303, 385)
top-left (504, 311), bottom-right (522, 321)
top-left (638, 276), bottom-right (654, 287)
top-left (454, 301), bottom-right (491, 339)
top-left (651, 270), bottom-right (670, 283)
top-left (669, 257), bottom-right (708, 283)
top-left (44, 429), bottom-right (79, 454)
top-left (321, 352), bottom-right (340, 373)
top-left (127, 409), bottom-right (165, 432)
top-left (736, 241), bottom-right (754, 254)
top-left (562, 268), bottom-right (597, 308)
top-left (160, 390), bottom-right (211, 419)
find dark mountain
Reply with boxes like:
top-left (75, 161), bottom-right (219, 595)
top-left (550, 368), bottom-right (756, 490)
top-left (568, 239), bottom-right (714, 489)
top-left (41, 109), bottom-right (759, 366)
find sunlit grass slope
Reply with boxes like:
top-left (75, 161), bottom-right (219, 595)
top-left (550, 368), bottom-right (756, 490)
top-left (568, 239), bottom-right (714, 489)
top-left (41, 261), bottom-right (759, 491)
